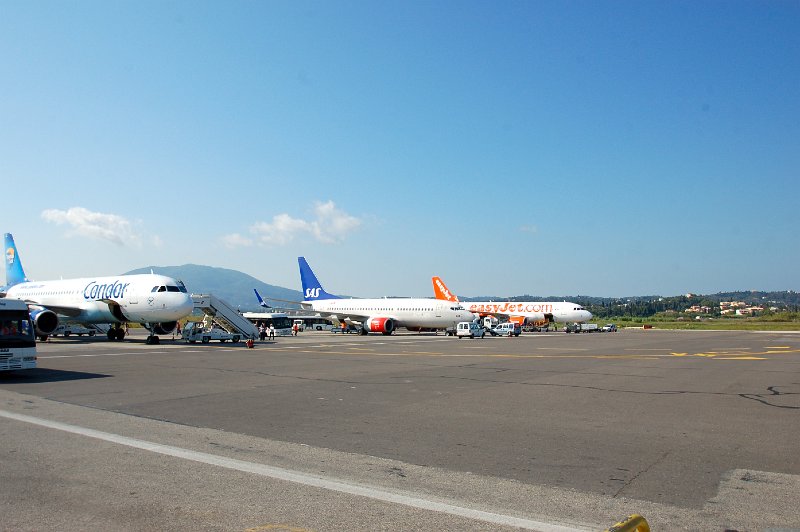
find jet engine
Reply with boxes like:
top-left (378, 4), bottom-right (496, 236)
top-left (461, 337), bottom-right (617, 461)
top-left (363, 317), bottom-right (395, 335)
top-left (30, 308), bottom-right (58, 335)
top-left (147, 321), bottom-right (178, 335)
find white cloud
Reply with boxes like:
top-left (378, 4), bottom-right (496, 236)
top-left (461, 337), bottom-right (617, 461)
top-left (41, 207), bottom-right (141, 246)
top-left (224, 201), bottom-right (362, 248)
top-left (307, 201), bottom-right (362, 244)
top-left (221, 233), bottom-right (254, 249)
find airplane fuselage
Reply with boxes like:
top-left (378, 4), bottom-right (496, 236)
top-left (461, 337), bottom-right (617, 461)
top-left (5, 274), bottom-right (194, 325)
top-left (463, 301), bottom-right (592, 323)
top-left (306, 297), bottom-right (475, 331)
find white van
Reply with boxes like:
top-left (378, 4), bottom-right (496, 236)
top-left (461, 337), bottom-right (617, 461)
top-left (456, 321), bottom-right (485, 339)
top-left (493, 322), bottom-right (521, 337)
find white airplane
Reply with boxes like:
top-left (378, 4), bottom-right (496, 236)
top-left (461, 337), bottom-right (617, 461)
top-left (2, 233), bottom-right (194, 344)
top-left (432, 276), bottom-right (593, 326)
top-left (286, 257), bottom-right (475, 335)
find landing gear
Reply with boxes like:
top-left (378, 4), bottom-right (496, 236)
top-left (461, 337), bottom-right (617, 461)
top-left (145, 335), bottom-right (160, 345)
top-left (107, 325), bottom-right (126, 341)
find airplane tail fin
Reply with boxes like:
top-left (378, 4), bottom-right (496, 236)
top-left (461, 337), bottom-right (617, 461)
top-left (4, 233), bottom-right (29, 287)
top-left (298, 257), bottom-right (339, 301)
top-left (253, 289), bottom-right (272, 309)
top-left (432, 276), bottom-right (459, 302)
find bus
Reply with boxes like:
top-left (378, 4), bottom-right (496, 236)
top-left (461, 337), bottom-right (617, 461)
top-left (292, 316), bottom-right (335, 331)
top-left (0, 299), bottom-right (37, 371)
top-left (242, 312), bottom-right (294, 336)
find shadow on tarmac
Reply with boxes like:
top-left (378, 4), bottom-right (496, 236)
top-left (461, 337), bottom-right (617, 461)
top-left (0, 368), bottom-right (110, 383)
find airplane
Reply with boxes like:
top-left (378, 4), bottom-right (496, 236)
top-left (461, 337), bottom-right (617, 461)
top-left (273, 257), bottom-right (476, 335)
top-left (2, 233), bottom-right (194, 344)
top-left (432, 276), bottom-right (593, 327)
top-left (253, 289), bottom-right (273, 309)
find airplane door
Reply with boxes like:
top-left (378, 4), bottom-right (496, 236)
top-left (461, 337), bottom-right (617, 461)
top-left (435, 303), bottom-right (443, 317)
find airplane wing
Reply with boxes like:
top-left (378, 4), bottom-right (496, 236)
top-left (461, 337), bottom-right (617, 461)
top-left (300, 309), bottom-right (378, 325)
top-left (21, 300), bottom-right (83, 318)
top-left (252, 290), bottom-right (306, 311)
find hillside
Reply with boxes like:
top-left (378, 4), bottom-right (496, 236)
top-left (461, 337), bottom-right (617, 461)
top-left (124, 264), bottom-right (799, 317)
top-left (124, 264), bottom-right (303, 311)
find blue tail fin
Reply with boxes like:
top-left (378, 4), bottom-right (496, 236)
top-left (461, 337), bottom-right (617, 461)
top-left (4, 233), bottom-right (29, 287)
top-left (253, 289), bottom-right (272, 309)
top-left (298, 257), bottom-right (339, 301)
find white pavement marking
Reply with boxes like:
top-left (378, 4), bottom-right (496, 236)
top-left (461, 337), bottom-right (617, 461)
top-left (0, 409), bottom-right (586, 532)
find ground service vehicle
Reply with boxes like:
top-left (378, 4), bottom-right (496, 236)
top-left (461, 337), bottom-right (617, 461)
top-left (0, 299), bottom-right (37, 371)
top-left (456, 321), bottom-right (485, 339)
top-left (601, 323), bottom-right (618, 332)
top-left (182, 321), bottom-right (241, 343)
top-left (51, 323), bottom-right (97, 337)
top-left (493, 322), bottom-right (521, 337)
top-left (565, 323), bottom-right (599, 333)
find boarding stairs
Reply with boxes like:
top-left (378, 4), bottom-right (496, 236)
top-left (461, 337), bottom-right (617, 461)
top-left (191, 294), bottom-right (259, 340)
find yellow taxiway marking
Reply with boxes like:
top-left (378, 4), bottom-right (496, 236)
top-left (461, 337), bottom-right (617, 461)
top-left (670, 347), bottom-right (800, 359)
top-left (716, 357), bottom-right (767, 360)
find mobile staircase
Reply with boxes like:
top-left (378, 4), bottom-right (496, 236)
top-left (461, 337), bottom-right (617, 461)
top-left (191, 294), bottom-right (259, 340)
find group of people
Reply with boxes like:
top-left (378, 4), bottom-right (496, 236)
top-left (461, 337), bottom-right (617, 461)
top-left (258, 322), bottom-right (276, 341)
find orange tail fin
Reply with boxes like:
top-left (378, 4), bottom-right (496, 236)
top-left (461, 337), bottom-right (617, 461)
top-left (432, 276), bottom-right (459, 302)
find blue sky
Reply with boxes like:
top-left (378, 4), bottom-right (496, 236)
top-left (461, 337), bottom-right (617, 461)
top-left (2, 1), bottom-right (798, 298)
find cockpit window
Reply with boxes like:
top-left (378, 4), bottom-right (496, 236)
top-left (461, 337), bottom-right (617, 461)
top-left (176, 280), bottom-right (188, 293)
top-left (151, 286), bottom-right (159, 292)
top-left (157, 286), bottom-right (167, 292)
top-left (166, 286), bottom-right (180, 292)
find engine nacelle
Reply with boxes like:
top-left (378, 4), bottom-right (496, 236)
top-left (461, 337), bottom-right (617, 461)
top-left (364, 317), bottom-right (395, 335)
top-left (30, 308), bottom-right (58, 335)
top-left (147, 321), bottom-right (178, 335)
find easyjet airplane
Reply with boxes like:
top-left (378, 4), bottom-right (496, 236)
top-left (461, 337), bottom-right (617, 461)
top-left (432, 276), bottom-right (592, 326)
top-left (283, 257), bottom-right (476, 335)
top-left (2, 233), bottom-right (194, 344)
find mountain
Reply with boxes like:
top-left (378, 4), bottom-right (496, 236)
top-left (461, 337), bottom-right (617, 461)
top-left (124, 264), bottom-right (303, 311)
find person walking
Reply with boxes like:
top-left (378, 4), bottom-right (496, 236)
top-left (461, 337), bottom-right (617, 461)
top-left (269, 324), bottom-right (275, 340)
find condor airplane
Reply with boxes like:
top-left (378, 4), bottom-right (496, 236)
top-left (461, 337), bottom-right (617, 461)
top-left (432, 276), bottom-right (592, 326)
top-left (2, 233), bottom-right (194, 344)
top-left (280, 257), bottom-right (475, 335)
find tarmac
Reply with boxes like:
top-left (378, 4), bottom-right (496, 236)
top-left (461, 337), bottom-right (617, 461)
top-left (1, 327), bottom-right (799, 531)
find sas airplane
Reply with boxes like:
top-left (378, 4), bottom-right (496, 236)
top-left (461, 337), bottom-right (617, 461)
top-left (275, 257), bottom-right (475, 335)
top-left (2, 233), bottom-right (194, 344)
top-left (432, 276), bottom-right (592, 326)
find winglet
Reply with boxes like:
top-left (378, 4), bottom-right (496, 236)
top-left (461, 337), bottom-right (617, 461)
top-left (253, 289), bottom-right (272, 309)
top-left (298, 257), bottom-right (339, 301)
top-left (4, 233), bottom-right (29, 287)
top-left (432, 276), bottom-right (458, 302)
